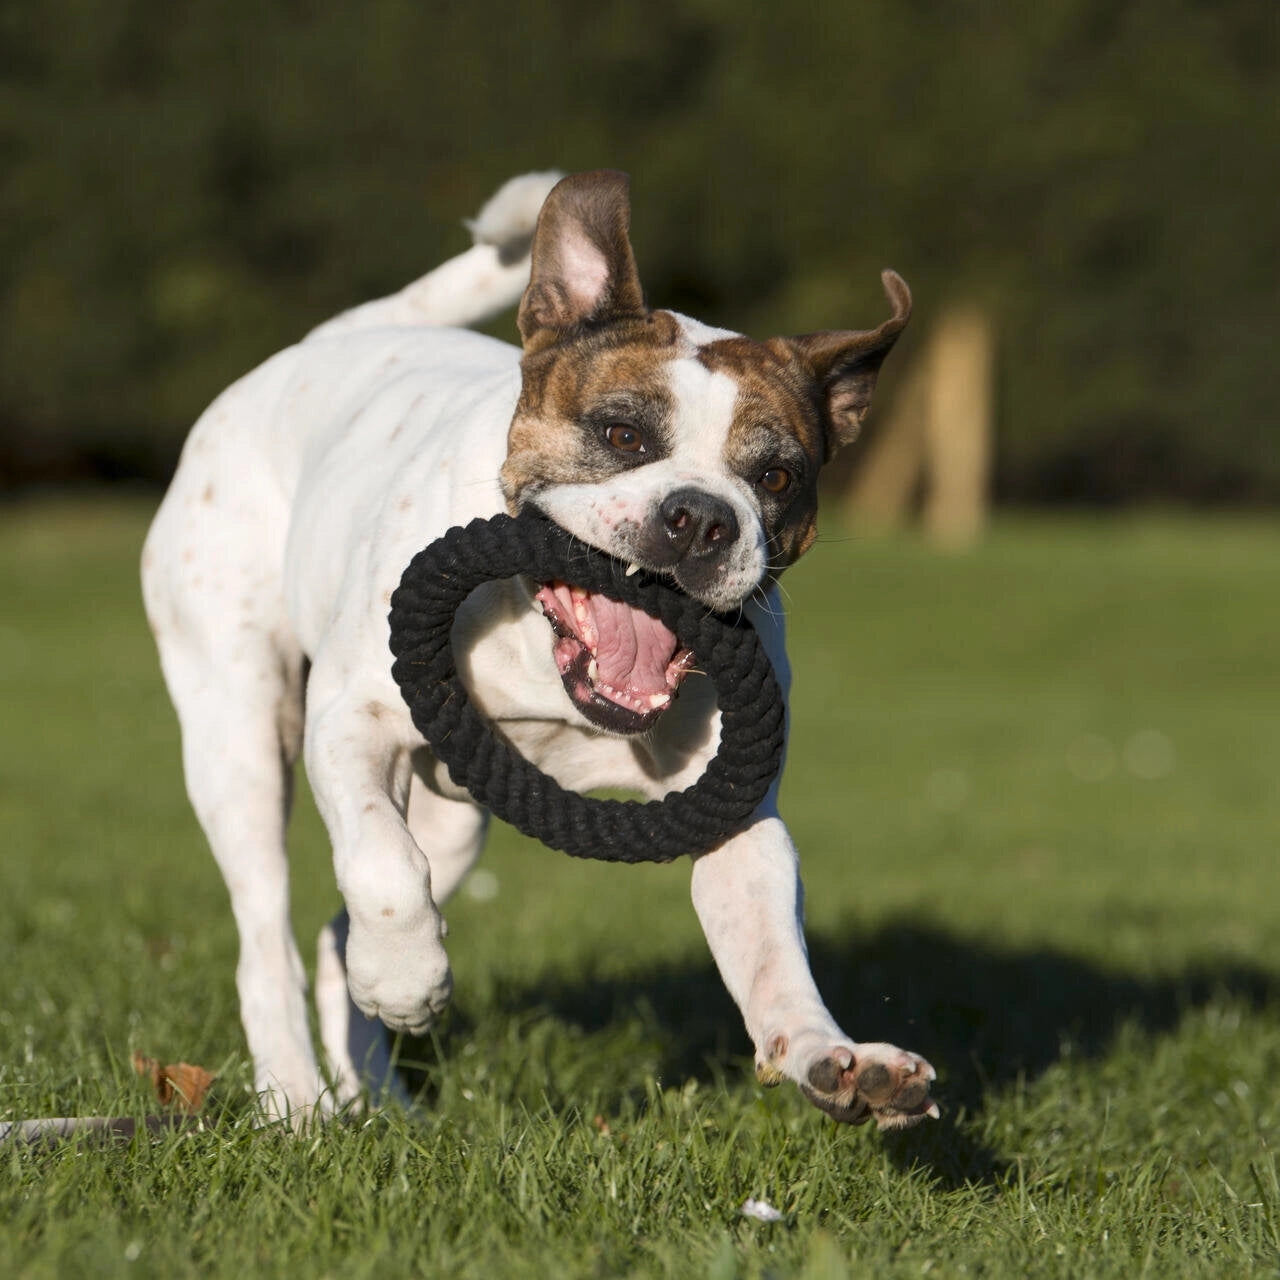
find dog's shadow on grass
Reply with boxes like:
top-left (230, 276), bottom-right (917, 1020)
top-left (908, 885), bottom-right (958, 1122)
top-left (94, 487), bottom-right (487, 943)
top-left (468, 917), bottom-right (1278, 1188)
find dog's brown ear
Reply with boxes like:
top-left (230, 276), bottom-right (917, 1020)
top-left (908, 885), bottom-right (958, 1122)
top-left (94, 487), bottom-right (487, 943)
top-left (784, 270), bottom-right (912, 456)
top-left (517, 170), bottom-right (647, 354)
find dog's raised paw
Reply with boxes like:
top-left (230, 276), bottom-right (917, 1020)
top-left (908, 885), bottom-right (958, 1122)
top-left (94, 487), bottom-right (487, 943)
top-left (798, 1042), bottom-right (939, 1131)
top-left (344, 921), bottom-right (453, 1035)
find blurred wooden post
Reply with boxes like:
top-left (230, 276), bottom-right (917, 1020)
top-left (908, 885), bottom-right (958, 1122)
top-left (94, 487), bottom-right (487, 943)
top-left (844, 301), bottom-right (994, 548)
top-left (845, 355), bottom-right (927, 531)
top-left (922, 305), bottom-right (993, 549)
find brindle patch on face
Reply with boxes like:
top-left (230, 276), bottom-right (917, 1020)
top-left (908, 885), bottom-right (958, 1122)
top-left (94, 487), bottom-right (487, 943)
top-left (695, 334), bottom-right (826, 569)
top-left (501, 312), bottom-right (686, 509)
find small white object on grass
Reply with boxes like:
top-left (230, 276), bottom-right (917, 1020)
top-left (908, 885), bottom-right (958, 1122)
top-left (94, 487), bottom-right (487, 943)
top-left (739, 1198), bottom-right (785, 1223)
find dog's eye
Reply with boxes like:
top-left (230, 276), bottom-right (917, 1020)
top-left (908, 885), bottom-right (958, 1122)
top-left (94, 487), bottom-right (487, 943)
top-left (759, 467), bottom-right (791, 495)
top-left (604, 423), bottom-right (645, 454)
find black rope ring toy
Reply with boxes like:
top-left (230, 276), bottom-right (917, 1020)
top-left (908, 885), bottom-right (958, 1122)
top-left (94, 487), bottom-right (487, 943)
top-left (388, 510), bottom-right (786, 864)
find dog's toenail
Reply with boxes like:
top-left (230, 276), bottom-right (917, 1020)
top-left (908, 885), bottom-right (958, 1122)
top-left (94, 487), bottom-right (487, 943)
top-left (755, 1061), bottom-right (785, 1087)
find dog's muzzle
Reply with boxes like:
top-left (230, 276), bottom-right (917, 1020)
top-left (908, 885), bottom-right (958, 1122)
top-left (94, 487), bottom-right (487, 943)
top-left (525, 488), bottom-right (751, 733)
top-left (641, 486), bottom-right (742, 603)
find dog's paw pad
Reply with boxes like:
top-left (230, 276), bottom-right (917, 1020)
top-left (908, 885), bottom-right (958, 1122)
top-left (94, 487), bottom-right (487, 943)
top-left (800, 1043), bottom-right (939, 1130)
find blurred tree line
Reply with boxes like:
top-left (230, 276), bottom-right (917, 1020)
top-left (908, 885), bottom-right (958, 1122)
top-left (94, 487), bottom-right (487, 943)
top-left (1, 0), bottom-right (1276, 502)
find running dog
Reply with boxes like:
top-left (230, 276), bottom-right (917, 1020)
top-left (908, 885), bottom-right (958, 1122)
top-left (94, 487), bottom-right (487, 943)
top-left (142, 170), bottom-right (938, 1129)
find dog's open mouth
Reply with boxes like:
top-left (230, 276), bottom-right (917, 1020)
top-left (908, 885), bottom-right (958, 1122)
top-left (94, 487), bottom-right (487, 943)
top-left (535, 581), bottom-right (697, 734)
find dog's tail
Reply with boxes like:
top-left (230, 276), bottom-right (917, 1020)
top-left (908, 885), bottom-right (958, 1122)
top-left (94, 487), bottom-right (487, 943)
top-left (306, 170), bottom-right (562, 340)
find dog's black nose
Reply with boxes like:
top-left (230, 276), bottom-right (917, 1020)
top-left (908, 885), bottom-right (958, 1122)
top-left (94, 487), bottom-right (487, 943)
top-left (658, 488), bottom-right (740, 561)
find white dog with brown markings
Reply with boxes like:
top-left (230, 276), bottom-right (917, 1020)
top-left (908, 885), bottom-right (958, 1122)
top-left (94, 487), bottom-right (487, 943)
top-left (143, 169), bottom-right (938, 1130)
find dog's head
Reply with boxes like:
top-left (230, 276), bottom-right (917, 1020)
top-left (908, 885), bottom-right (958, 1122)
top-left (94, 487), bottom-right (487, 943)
top-left (501, 170), bottom-right (910, 735)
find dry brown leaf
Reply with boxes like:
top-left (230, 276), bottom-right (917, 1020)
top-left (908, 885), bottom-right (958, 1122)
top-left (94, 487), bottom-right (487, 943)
top-left (131, 1052), bottom-right (216, 1113)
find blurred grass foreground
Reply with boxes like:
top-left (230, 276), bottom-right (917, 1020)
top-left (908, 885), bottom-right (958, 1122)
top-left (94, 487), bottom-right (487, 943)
top-left (2, 499), bottom-right (1278, 1275)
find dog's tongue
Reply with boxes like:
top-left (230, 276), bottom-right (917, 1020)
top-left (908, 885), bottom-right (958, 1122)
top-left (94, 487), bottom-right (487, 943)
top-left (592, 595), bottom-right (678, 697)
top-left (540, 582), bottom-right (678, 698)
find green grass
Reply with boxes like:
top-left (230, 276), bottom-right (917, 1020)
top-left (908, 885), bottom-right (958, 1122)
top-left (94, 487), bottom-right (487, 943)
top-left (2, 497), bottom-right (1279, 1278)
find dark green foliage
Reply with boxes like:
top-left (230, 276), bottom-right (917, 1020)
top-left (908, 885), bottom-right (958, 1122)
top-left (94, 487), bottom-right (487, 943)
top-left (1, 2), bottom-right (1277, 499)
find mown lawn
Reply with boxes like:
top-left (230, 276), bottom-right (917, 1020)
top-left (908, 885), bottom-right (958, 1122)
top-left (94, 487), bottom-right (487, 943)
top-left (2, 497), bottom-right (1278, 1278)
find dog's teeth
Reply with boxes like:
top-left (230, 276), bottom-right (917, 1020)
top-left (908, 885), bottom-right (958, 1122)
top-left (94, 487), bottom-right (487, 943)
top-left (648, 692), bottom-right (671, 709)
top-left (570, 590), bottom-right (598, 649)
top-left (587, 658), bottom-right (599, 684)
top-left (625, 562), bottom-right (640, 577)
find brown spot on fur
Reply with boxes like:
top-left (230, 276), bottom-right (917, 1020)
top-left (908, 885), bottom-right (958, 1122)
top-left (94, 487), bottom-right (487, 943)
top-left (697, 334), bottom-right (827, 571)
top-left (796, 519), bottom-right (818, 557)
top-left (364, 702), bottom-right (386, 721)
top-left (381, 906), bottom-right (395, 917)
top-left (502, 313), bottom-right (682, 510)
top-left (697, 336), bottom-right (825, 461)
top-left (201, 484), bottom-right (215, 504)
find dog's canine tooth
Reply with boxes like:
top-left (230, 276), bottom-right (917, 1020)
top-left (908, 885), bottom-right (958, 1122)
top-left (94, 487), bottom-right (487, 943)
top-left (625, 562), bottom-right (640, 577)
top-left (587, 658), bottom-right (599, 684)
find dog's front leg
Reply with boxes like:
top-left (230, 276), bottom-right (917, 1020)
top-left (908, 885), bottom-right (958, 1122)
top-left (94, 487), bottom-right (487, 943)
top-left (691, 814), bottom-right (938, 1130)
top-left (304, 695), bottom-right (452, 1038)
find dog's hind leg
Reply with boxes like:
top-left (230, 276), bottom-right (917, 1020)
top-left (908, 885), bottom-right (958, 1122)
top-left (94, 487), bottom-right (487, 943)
top-left (143, 471), bottom-right (323, 1123)
top-left (315, 909), bottom-right (405, 1106)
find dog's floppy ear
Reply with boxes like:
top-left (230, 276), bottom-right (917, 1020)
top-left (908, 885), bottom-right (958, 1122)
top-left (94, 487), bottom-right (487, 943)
top-left (784, 270), bottom-right (912, 457)
top-left (517, 170), bottom-right (647, 353)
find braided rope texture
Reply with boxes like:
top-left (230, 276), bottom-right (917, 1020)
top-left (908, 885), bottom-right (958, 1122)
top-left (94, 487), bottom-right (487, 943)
top-left (388, 511), bottom-right (785, 864)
